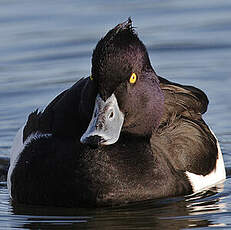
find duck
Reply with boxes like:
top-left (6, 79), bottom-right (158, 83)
top-left (7, 18), bottom-right (226, 207)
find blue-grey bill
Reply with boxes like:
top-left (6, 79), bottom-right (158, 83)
top-left (80, 93), bottom-right (124, 145)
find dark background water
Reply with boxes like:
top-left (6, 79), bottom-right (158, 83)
top-left (0, 0), bottom-right (231, 229)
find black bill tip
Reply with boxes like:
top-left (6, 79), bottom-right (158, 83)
top-left (81, 135), bottom-right (104, 149)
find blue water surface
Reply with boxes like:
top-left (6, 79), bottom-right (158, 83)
top-left (0, 0), bottom-right (231, 229)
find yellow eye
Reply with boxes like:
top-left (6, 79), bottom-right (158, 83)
top-left (90, 75), bottom-right (94, 81)
top-left (129, 73), bottom-right (137, 84)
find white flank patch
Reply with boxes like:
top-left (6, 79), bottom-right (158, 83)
top-left (185, 129), bottom-right (226, 193)
top-left (7, 124), bottom-right (51, 198)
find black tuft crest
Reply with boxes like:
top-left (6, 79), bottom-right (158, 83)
top-left (98, 18), bottom-right (135, 48)
top-left (110, 17), bottom-right (135, 38)
top-left (91, 18), bottom-right (154, 100)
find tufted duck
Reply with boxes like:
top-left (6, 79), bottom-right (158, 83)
top-left (7, 19), bottom-right (226, 207)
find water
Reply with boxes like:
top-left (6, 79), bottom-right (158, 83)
top-left (0, 0), bottom-right (231, 229)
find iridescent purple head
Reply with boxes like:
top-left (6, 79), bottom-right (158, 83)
top-left (81, 19), bottom-right (164, 146)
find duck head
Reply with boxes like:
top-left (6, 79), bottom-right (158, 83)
top-left (80, 18), bottom-right (164, 147)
